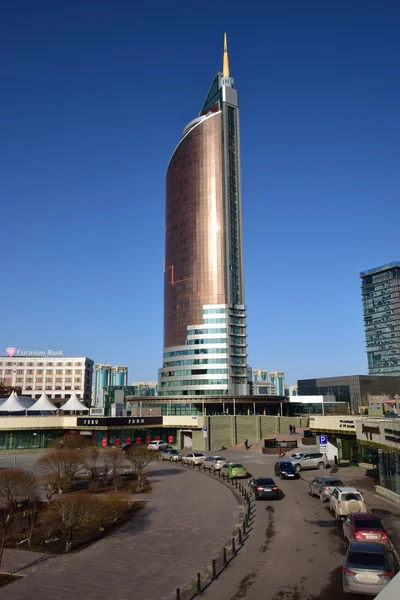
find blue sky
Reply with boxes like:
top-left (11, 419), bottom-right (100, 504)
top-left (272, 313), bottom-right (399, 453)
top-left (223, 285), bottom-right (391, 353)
top-left (1, 1), bottom-right (399, 385)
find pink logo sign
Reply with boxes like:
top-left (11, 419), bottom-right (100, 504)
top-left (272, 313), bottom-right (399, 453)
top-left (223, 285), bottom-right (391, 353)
top-left (6, 347), bottom-right (17, 357)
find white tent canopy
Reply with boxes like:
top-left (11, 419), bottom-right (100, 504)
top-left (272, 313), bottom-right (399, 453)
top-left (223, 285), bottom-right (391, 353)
top-left (61, 391), bottom-right (89, 412)
top-left (0, 391), bottom-right (27, 412)
top-left (28, 392), bottom-right (57, 413)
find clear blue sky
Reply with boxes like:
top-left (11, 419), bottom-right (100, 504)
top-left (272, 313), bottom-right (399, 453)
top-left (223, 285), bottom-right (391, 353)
top-left (1, 1), bottom-right (399, 385)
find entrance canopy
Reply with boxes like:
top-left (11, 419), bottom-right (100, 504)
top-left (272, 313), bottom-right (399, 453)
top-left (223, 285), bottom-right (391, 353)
top-left (61, 391), bottom-right (89, 412)
top-left (28, 392), bottom-right (57, 413)
top-left (0, 391), bottom-right (29, 413)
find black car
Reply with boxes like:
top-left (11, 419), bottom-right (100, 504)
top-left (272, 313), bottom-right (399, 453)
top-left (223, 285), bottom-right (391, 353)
top-left (249, 477), bottom-right (280, 500)
top-left (274, 461), bottom-right (299, 479)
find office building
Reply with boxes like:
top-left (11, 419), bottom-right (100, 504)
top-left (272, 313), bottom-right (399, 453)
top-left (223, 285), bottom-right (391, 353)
top-left (0, 356), bottom-right (93, 405)
top-left (270, 371), bottom-right (285, 396)
top-left (253, 381), bottom-right (276, 396)
top-left (360, 262), bottom-right (400, 376)
top-left (131, 381), bottom-right (158, 397)
top-left (111, 366), bottom-right (128, 387)
top-left (285, 384), bottom-right (298, 396)
top-left (159, 35), bottom-right (247, 397)
top-left (253, 369), bottom-right (268, 382)
top-left (94, 364), bottom-right (111, 408)
top-left (298, 374), bottom-right (400, 414)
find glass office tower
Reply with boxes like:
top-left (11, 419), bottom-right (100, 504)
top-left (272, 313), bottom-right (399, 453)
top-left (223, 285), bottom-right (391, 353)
top-left (360, 262), bottom-right (400, 376)
top-left (111, 366), bottom-right (128, 387)
top-left (159, 35), bottom-right (247, 396)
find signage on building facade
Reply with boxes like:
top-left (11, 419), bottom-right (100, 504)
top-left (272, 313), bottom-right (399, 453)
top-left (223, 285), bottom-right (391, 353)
top-left (77, 417), bottom-right (163, 427)
top-left (361, 423), bottom-right (380, 440)
top-left (384, 428), bottom-right (400, 445)
top-left (339, 419), bottom-right (356, 430)
top-left (5, 347), bottom-right (64, 357)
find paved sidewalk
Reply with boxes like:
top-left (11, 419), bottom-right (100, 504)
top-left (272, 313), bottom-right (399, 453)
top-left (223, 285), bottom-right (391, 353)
top-left (1, 463), bottom-right (239, 600)
top-left (300, 464), bottom-right (400, 556)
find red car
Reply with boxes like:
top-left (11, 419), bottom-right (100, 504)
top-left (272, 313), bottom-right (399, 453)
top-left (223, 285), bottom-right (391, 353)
top-left (342, 513), bottom-right (389, 546)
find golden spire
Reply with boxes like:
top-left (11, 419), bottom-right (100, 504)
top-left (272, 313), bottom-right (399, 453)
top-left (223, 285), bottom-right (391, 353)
top-left (223, 32), bottom-right (230, 77)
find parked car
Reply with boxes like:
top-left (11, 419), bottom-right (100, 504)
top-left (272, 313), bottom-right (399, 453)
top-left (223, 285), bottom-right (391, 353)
top-left (221, 463), bottom-right (247, 479)
top-left (287, 452), bottom-right (329, 472)
top-left (249, 477), bottom-right (280, 500)
top-left (308, 476), bottom-right (344, 502)
top-left (161, 448), bottom-right (174, 460)
top-left (168, 449), bottom-right (183, 462)
top-left (147, 440), bottom-right (168, 451)
top-left (342, 542), bottom-right (394, 595)
top-left (203, 456), bottom-right (228, 472)
top-left (343, 513), bottom-right (389, 546)
top-left (330, 487), bottom-right (367, 520)
top-left (291, 452), bottom-right (306, 459)
top-left (274, 461), bottom-right (299, 479)
top-left (182, 452), bottom-right (206, 465)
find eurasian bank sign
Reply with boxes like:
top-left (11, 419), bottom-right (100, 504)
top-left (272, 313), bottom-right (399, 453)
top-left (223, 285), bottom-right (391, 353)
top-left (6, 347), bottom-right (64, 357)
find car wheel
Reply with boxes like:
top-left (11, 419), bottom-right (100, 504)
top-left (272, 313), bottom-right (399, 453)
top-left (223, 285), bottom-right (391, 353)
top-left (308, 487), bottom-right (313, 496)
top-left (295, 464), bottom-right (301, 473)
top-left (317, 462), bottom-right (324, 470)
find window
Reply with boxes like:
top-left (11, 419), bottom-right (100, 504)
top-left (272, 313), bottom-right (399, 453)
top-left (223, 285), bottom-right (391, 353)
top-left (46, 363), bottom-right (53, 366)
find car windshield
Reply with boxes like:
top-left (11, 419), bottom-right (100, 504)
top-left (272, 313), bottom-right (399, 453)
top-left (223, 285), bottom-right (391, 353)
top-left (291, 453), bottom-right (304, 458)
top-left (214, 457), bottom-right (226, 461)
top-left (354, 520), bottom-right (383, 529)
top-left (171, 450), bottom-right (180, 454)
top-left (193, 453), bottom-right (204, 457)
top-left (348, 552), bottom-right (386, 568)
top-left (231, 464), bottom-right (243, 468)
top-left (257, 478), bottom-right (274, 485)
top-left (280, 462), bottom-right (292, 468)
top-left (343, 493), bottom-right (362, 501)
top-left (324, 480), bottom-right (342, 487)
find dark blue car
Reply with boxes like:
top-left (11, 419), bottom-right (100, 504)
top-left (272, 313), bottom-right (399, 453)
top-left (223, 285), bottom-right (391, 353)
top-left (274, 460), bottom-right (299, 479)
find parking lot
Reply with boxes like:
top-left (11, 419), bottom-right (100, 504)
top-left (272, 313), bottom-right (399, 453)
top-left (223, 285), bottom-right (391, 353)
top-left (196, 447), bottom-right (400, 600)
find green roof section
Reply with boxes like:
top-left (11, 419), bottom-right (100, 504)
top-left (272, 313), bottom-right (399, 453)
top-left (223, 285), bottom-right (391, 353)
top-left (200, 74), bottom-right (221, 115)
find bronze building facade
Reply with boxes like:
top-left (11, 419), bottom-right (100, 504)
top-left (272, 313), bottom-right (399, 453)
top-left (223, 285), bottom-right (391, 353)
top-left (159, 36), bottom-right (247, 396)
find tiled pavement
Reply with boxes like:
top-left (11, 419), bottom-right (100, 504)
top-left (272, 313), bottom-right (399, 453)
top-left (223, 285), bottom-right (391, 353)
top-left (1, 462), bottom-right (238, 600)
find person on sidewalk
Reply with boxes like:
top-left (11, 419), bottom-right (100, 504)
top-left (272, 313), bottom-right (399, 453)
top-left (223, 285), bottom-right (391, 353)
top-left (277, 444), bottom-right (282, 457)
top-left (289, 424), bottom-right (293, 435)
top-left (244, 439), bottom-right (249, 450)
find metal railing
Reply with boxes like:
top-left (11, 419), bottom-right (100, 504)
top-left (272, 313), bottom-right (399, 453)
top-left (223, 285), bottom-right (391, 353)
top-left (169, 460), bottom-right (254, 600)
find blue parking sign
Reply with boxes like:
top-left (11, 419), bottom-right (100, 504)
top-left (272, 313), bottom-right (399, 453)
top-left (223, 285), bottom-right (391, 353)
top-left (319, 434), bottom-right (327, 445)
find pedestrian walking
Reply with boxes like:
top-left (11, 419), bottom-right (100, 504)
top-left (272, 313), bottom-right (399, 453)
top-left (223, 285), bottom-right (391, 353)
top-left (277, 444), bottom-right (282, 456)
top-left (244, 439), bottom-right (249, 450)
top-left (289, 424), bottom-right (293, 435)
top-left (293, 425), bottom-right (296, 435)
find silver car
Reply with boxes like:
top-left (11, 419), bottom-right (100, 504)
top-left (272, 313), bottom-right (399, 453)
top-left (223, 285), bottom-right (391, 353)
top-left (182, 452), bottom-right (206, 465)
top-left (309, 476), bottom-right (343, 502)
top-left (168, 449), bottom-right (182, 462)
top-left (342, 542), bottom-right (394, 595)
top-left (202, 456), bottom-right (228, 472)
top-left (287, 452), bottom-right (329, 472)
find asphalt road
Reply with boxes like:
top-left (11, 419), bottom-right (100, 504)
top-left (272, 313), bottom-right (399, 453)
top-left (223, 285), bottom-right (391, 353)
top-left (201, 449), bottom-right (369, 600)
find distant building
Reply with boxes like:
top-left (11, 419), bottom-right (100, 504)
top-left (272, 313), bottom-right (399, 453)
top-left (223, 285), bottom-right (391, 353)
top-left (270, 371), bottom-right (285, 396)
top-left (298, 374), bottom-right (400, 414)
top-left (111, 366), bottom-right (128, 387)
top-left (94, 364), bottom-right (111, 408)
top-left (360, 262), bottom-right (400, 376)
top-left (252, 381), bottom-right (275, 395)
top-left (0, 356), bottom-right (93, 406)
top-left (253, 369), bottom-right (268, 382)
top-left (131, 382), bottom-right (158, 397)
top-left (285, 384), bottom-right (298, 396)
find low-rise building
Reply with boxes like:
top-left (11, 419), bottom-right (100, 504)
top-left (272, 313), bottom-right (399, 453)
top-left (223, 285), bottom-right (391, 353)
top-left (0, 356), bottom-right (93, 406)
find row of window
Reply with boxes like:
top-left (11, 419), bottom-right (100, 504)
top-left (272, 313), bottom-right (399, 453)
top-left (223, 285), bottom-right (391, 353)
top-left (187, 328), bottom-right (227, 335)
top-left (161, 369), bottom-right (228, 378)
top-left (203, 318), bottom-right (227, 324)
top-left (163, 358), bottom-right (228, 367)
top-left (163, 348), bottom-right (228, 358)
top-left (187, 338), bottom-right (227, 345)
top-left (203, 308), bottom-right (227, 314)
top-left (158, 389), bottom-right (229, 396)
top-left (160, 379), bottom-right (229, 387)
top-left (0, 362), bottom-right (84, 367)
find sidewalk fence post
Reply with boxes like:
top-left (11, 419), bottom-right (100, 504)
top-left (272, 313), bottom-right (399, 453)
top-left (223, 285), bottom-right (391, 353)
top-left (223, 547), bottom-right (227, 566)
top-left (197, 572), bottom-right (202, 595)
top-left (239, 529), bottom-right (242, 545)
top-left (232, 537), bottom-right (236, 556)
top-left (212, 559), bottom-right (217, 580)
top-left (176, 589), bottom-right (180, 600)
top-left (243, 520), bottom-right (246, 535)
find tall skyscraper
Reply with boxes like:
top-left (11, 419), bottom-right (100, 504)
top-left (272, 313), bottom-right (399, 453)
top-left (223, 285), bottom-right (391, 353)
top-left (360, 262), bottom-right (400, 376)
top-left (270, 371), bottom-right (285, 396)
top-left (159, 35), bottom-right (247, 397)
top-left (111, 366), bottom-right (128, 386)
top-left (94, 364), bottom-right (111, 407)
top-left (253, 369), bottom-right (268, 382)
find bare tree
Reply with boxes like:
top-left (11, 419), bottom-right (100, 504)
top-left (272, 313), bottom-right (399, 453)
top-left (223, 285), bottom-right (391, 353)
top-left (37, 449), bottom-right (83, 495)
top-left (43, 493), bottom-right (103, 552)
top-left (0, 469), bottom-right (38, 565)
top-left (103, 448), bottom-right (124, 491)
top-left (125, 446), bottom-right (158, 492)
top-left (49, 434), bottom-right (89, 451)
top-left (82, 447), bottom-right (101, 481)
